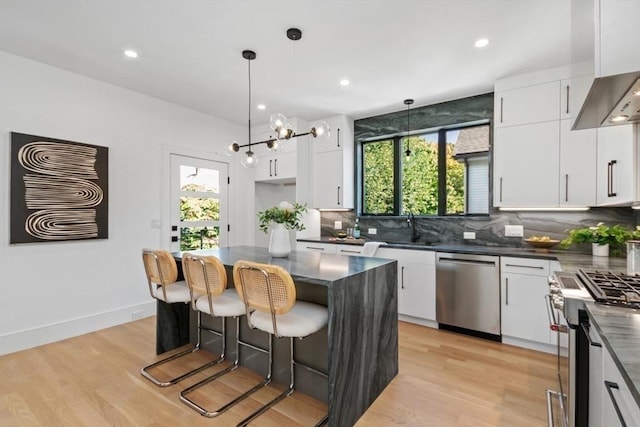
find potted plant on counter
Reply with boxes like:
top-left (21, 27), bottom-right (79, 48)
top-left (258, 201), bottom-right (307, 257)
top-left (560, 222), bottom-right (637, 257)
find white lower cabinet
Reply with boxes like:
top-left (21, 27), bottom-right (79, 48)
top-left (377, 247), bottom-right (436, 324)
top-left (601, 337), bottom-right (640, 426)
top-left (500, 257), bottom-right (554, 350)
top-left (295, 242), bottom-right (337, 254)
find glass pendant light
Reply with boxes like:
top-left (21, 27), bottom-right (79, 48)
top-left (310, 120), bottom-right (331, 141)
top-left (240, 50), bottom-right (258, 169)
top-left (404, 99), bottom-right (414, 161)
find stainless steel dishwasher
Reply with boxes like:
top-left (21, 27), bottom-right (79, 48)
top-left (435, 252), bottom-right (500, 336)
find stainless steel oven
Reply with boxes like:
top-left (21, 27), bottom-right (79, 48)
top-left (546, 272), bottom-right (592, 427)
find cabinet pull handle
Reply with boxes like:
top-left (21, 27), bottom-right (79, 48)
top-left (306, 246), bottom-right (325, 251)
top-left (607, 161), bottom-right (612, 197)
top-left (580, 322), bottom-right (601, 347)
top-left (274, 158), bottom-right (278, 176)
top-left (565, 174), bottom-right (569, 202)
top-left (401, 266), bottom-right (405, 289)
top-left (610, 160), bottom-right (617, 197)
top-left (500, 97), bottom-right (504, 123)
top-left (337, 128), bottom-right (340, 148)
top-left (505, 278), bottom-right (509, 305)
top-left (505, 263), bottom-right (544, 270)
top-left (499, 177), bottom-right (503, 203)
top-left (566, 85), bottom-right (570, 114)
top-left (269, 159), bottom-right (273, 177)
top-left (604, 381), bottom-right (628, 427)
top-left (337, 186), bottom-right (341, 205)
top-left (340, 249), bottom-right (361, 254)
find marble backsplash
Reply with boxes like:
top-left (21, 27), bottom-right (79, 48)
top-left (320, 208), bottom-right (639, 254)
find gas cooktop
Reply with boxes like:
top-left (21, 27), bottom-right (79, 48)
top-left (577, 269), bottom-right (640, 308)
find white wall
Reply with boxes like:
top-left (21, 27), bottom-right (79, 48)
top-left (0, 51), bottom-right (254, 354)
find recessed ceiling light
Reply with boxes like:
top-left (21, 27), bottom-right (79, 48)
top-left (257, 104), bottom-right (266, 110)
top-left (339, 79), bottom-right (350, 86)
top-left (124, 49), bottom-right (138, 58)
top-left (474, 38), bottom-right (489, 48)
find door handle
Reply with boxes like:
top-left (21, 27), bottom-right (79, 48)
top-left (580, 322), bottom-right (601, 347)
top-left (604, 381), bottom-right (628, 426)
top-left (274, 158), bottom-right (278, 176)
top-left (337, 186), bottom-right (341, 205)
top-left (499, 177), bottom-right (503, 203)
top-left (566, 85), bottom-right (570, 114)
top-left (505, 278), bottom-right (509, 305)
top-left (337, 128), bottom-right (341, 148)
top-left (610, 160), bottom-right (617, 197)
top-left (401, 266), bottom-right (405, 289)
top-left (269, 159), bottom-right (273, 177)
top-left (500, 97), bottom-right (504, 123)
top-left (565, 174), bottom-right (569, 202)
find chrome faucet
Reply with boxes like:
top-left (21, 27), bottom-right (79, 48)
top-left (407, 212), bottom-right (421, 243)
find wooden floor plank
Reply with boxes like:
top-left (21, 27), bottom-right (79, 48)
top-left (0, 317), bottom-right (559, 426)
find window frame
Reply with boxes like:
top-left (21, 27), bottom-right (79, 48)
top-left (358, 121), bottom-right (490, 217)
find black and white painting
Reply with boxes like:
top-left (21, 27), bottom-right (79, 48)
top-left (10, 132), bottom-right (109, 243)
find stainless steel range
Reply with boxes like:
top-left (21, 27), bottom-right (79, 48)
top-left (546, 268), bottom-right (640, 427)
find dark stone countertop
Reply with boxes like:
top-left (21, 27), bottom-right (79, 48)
top-left (586, 303), bottom-right (640, 408)
top-left (297, 237), bottom-right (629, 271)
top-left (174, 245), bottom-right (395, 286)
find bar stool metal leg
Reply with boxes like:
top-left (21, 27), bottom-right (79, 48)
top-left (141, 311), bottom-right (226, 387)
top-left (180, 317), bottom-right (274, 417)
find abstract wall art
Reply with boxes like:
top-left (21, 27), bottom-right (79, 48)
top-left (10, 132), bottom-right (109, 243)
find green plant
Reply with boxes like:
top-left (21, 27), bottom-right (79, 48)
top-left (258, 201), bottom-right (307, 233)
top-left (560, 223), bottom-right (637, 255)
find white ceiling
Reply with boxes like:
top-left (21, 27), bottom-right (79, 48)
top-left (0, 0), bottom-right (593, 126)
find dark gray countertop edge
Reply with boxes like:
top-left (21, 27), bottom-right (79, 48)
top-left (586, 303), bottom-right (640, 408)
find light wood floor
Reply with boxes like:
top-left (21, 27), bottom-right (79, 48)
top-left (0, 318), bottom-right (559, 426)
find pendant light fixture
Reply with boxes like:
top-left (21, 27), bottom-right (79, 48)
top-left (227, 28), bottom-right (330, 168)
top-left (404, 99), bottom-right (414, 161)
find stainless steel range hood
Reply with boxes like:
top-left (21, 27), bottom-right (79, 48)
top-left (572, 71), bottom-right (640, 130)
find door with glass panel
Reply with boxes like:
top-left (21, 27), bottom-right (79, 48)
top-left (170, 154), bottom-right (228, 252)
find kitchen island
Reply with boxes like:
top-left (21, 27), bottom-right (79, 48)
top-left (168, 246), bottom-right (398, 427)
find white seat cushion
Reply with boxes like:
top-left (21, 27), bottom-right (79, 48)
top-left (153, 280), bottom-right (191, 303)
top-left (195, 289), bottom-right (246, 318)
top-left (251, 301), bottom-right (328, 338)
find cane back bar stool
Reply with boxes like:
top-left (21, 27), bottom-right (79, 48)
top-left (141, 249), bottom-right (223, 387)
top-left (179, 253), bottom-right (260, 417)
top-left (233, 260), bottom-right (329, 427)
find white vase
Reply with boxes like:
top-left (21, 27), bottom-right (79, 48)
top-left (269, 223), bottom-right (291, 257)
top-left (592, 243), bottom-right (609, 257)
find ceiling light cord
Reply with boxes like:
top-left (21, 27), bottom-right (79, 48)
top-left (404, 99), bottom-right (414, 160)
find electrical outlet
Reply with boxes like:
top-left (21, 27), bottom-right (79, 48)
top-left (334, 221), bottom-right (342, 230)
top-left (368, 228), bottom-right (377, 235)
top-left (505, 225), bottom-right (524, 237)
top-left (463, 231), bottom-right (476, 240)
top-left (131, 310), bottom-right (144, 320)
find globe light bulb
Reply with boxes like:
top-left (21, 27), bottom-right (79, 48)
top-left (267, 139), bottom-right (284, 153)
top-left (240, 150), bottom-right (259, 169)
top-left (310, 120), bottom-right (331, 141)
top-left (224, 141), bottom-right (239, 157)
top-left (270, 113), bottom-right (288, 133)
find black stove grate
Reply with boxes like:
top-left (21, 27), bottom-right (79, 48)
top-left (577, 269), bottom-right (640, 308)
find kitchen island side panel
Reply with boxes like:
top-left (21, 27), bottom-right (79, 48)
top-left (328, 260), bottom-right (398, 426)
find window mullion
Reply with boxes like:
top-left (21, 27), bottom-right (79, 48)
top-left (437, 129), bottom-right (446, 216)
top-left (394, 136), bottom-right (402, 215)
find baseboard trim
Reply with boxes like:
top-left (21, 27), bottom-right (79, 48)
top-left (0, 301), bottom-right (156, 355)
top-left (398, 315), bottom-right (438, 329)
top-left (502, 335), bottom-right (565, 355)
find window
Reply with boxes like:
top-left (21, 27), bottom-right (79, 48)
top-left (360, 123), bottom-right (490, 216)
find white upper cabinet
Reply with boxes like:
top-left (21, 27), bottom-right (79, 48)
top-left (560, 74), bottom-right (594, 120)
top-left (254, 151), bottom-right (297, 184)
top-left (311, 115), bottom-right (354, 209)
top-left (596, 125), bottom-right (638, 205)
top-left (495, 81), bottom-right (559, 127)
top-left (596, 0), bottom-right (640, 77)
top-left (494, 121), bottom-right (561, 207)
top-left (560, 119), bottom-right (597, 207)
